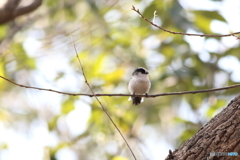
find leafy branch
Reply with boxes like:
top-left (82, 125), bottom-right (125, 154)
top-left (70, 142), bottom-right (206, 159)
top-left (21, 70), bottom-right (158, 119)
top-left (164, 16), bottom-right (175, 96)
top-left (131, 5), bottom-right (240, 39)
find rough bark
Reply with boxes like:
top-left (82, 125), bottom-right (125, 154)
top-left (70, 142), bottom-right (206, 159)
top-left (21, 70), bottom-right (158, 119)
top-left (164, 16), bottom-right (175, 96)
top-left (166, 95), bottom-right (240, 160)
top-left (0, 0), bottom-right (42, 25)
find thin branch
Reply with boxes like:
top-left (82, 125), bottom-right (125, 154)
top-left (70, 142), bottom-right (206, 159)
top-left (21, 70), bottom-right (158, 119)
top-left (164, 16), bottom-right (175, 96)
top-left (232, 34), bottom-right (240, 39)
top-left (131, 5), bottom-right (240, 38)
top-left (0, 0), bottom-right (42, 24)
top-left (1, 75), bottom-right (240, 97)
top-left (70, 33), bottom-right (137, 160)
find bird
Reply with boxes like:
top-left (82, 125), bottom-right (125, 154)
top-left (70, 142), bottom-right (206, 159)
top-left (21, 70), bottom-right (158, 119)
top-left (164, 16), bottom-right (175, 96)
top-left (128, 67), bottom-right (151, 105)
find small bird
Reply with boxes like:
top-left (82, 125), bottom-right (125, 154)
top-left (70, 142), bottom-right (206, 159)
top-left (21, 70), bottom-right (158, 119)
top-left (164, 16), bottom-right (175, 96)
top-left (128, 67), bottom-right (151, 105)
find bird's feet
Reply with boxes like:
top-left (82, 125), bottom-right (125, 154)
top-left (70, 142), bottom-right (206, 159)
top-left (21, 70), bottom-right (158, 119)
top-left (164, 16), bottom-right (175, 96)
top-left (145, 93), bottom-right (148, 98)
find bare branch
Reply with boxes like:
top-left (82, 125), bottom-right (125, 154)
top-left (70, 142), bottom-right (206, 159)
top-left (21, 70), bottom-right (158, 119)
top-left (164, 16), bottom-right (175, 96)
top-left (0, 0), bottom-right (42, 24)
top-left (70, 33), bottom-right (137, 160)
top-left (1, 75), bottom-right (240, 98)
top-left (15, 0), bottom-right (42, 17)
top-left (131, 5), bottom-right (240, 38)
top-left (232, 34), bottom-right (240, 39)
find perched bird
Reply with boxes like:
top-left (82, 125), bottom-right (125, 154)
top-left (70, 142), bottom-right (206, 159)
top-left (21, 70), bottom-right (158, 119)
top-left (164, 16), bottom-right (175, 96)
top-left (128, 67), bottom-right (151, 105)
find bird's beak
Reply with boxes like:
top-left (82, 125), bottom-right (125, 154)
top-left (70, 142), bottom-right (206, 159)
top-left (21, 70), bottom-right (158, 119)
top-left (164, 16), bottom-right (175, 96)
top-left (146, 71), bottom-right (149, 74)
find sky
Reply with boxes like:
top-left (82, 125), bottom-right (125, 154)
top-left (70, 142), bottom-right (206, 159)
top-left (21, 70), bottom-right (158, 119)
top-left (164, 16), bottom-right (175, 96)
top-left (0, 0), bottom-right (240, 160)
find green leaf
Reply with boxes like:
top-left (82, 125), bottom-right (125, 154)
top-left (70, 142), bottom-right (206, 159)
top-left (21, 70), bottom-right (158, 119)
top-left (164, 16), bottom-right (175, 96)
top-left (112, 156), bottom-right (129, 160)
top-left (193, 11), bottom-right (226, 33)
top-left (48, 115), bottom-right (60, 131)
top-left (206, 99), bottom-right (226, 118)
top-left (194, 11), bottom-right (226, 22)
top-left (194, 13), bottom-right (212, 33)
top-left (0, 25), bottom-right (8, 39)
top-left (11, 43), bottom-right (36, 70)
top-left (0, 61), bottom-right (5, 87)
top-left (64, 7), bottom-right (77, 20)
top-left (0, 143), bottom-right (8, 149)
top-left (61, 97), bottom-right (75, 114)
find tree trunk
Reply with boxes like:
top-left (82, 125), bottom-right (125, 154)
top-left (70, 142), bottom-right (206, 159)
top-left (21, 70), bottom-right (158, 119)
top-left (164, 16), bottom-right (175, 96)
top-left (166, 95), bottom-right (240, 160)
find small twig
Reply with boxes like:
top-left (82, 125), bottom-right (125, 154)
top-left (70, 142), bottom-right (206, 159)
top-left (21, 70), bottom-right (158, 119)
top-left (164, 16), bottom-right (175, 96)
top-left (1, 75), bottom-right (240, 98)
top-left (168, 150), bottom-right (174, 159)
top-left (70, 33), bottom-right (137, 160)
top-left (153, 11), bottom-right (157, 24)
top-left (231, 34), bottom-right (240, 39)
top-left (131, 5), bottom-right (240, 38)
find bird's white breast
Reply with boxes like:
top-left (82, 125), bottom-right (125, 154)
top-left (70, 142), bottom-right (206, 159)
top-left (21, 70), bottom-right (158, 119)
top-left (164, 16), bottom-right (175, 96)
top-left (128, 75), bottom-right (151, 94)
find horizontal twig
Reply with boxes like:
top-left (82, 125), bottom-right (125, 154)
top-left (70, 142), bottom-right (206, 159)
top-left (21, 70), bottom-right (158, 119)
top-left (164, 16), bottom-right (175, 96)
top-left (131, 5), bottom-right (240, 38)
top-left (1, 75), bottom-right (240, 97)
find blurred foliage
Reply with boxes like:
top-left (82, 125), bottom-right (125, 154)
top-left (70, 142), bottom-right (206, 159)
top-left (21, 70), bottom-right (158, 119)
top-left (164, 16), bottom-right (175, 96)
top-left (0, 0), bottom-right (239, 159)
top-left (0, 25), bottom-right (8, 39)
top-left (112, 156), bottom-right (129, 160)
top-left (61, 96), bottom-right (76, 114)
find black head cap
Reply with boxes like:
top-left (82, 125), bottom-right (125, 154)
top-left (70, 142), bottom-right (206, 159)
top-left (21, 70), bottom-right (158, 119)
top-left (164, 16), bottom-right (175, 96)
top-left (133, 67), bottom-right (149, 75)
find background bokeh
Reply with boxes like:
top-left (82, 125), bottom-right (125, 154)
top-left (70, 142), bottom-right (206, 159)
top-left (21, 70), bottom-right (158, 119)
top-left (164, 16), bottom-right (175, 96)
top-left (0, 0), bottom-right (240, 160)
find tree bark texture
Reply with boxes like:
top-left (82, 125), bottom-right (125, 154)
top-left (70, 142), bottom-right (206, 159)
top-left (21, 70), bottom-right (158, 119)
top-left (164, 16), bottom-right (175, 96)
top-left (0, 0), bottom-right (42, 24)
top-left (166, 95), bottom-right (240, 160)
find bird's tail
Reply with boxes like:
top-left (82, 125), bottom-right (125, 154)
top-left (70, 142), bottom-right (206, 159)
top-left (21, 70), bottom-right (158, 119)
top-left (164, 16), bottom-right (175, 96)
top-left (132, 96), bottom-right (142, 105)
